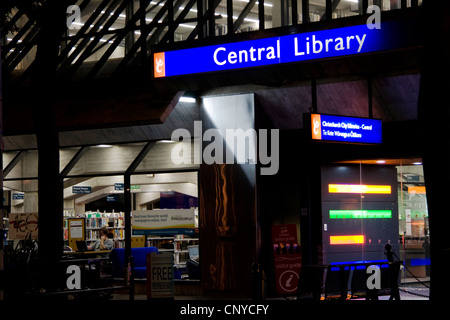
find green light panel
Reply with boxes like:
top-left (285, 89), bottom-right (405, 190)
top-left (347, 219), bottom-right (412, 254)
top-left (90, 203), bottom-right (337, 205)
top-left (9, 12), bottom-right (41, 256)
top-left (329, 210), bottom-right (392, 219)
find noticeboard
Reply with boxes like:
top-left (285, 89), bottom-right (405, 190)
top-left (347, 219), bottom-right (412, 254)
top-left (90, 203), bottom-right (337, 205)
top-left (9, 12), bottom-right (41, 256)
top-left (68, 218), bottom-right (85, 251)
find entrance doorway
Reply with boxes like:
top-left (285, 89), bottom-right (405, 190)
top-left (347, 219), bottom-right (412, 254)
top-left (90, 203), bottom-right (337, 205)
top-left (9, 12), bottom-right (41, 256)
top-left (321, 158), bottom-right (429, 299)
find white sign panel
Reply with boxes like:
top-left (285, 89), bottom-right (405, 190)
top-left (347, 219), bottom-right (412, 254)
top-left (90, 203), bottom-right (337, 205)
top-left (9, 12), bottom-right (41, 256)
top-left (132, 209), bottom-right (196, 235)
top-left (147, 252), bottom-right (174, 299)
top-left (69, 220), bottom-right (83, 238)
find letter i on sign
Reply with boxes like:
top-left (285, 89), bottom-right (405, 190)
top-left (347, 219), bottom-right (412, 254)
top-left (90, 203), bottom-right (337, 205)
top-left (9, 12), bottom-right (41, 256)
top-left (311, 114), bottom-right (322, 140)
top-left (154, 52), bottom-right (166, 78)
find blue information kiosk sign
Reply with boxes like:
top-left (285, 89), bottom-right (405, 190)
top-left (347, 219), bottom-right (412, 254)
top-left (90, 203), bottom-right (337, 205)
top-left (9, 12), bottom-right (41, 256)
top-left (309, 113), bottom-right (382, 144)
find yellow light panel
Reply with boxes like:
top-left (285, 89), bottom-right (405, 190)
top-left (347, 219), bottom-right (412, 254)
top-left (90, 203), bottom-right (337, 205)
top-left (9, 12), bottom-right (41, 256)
top-left (330, 235), bottom-right (365, 245)
top-left (328, 184), bottom-right (391, 194)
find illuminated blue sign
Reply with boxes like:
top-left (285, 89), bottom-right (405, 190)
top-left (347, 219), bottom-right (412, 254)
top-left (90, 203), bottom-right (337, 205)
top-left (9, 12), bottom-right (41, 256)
top-left (12, 193), bottom-right (24, 200)
top-left (72, 186), bottom-right (92, 194)
top-left (114, 183), bottom-right (124, 191)
top-left (310, 113), bottom-right (382, 144)
top-left (154, 20), bottom-right (412, 78)
top-left (106, 195), bottom-right (118, 202)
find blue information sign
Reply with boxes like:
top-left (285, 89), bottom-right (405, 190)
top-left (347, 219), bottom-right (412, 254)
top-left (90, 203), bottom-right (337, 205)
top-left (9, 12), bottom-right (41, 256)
top-left (154, 20), bottom-right (415, 78)
top-left (310, 113), bottom-right (382, 144)
top-left (114, 183), bottom-right (124, 191)
top-left (12, 193), bottom-right (24, 200)
top-left (106, 195), bottom-right (118, 202)
top-left (72, 186), bottom-right (92, 194)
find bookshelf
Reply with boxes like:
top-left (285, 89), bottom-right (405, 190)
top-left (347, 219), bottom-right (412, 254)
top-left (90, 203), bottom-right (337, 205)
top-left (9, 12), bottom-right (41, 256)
top-left (85, 211), bottom-right (125, 248)
top-left (147, 234), bottom-right (199, 267)
top-left (63, 210), bottom-right (75, 242)
top-left (62, 211), bottom-right (199, 264)
top-left (63, 211), bottom-right (125, 249)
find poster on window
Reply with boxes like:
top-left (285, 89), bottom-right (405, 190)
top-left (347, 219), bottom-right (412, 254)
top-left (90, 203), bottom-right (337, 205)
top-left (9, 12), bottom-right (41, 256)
top-left (271, 224), bottom-right (302, 295)
top-left (8, 212), bottom-right (39, 240)
top-left (132, 209), bottom-right (196, 236)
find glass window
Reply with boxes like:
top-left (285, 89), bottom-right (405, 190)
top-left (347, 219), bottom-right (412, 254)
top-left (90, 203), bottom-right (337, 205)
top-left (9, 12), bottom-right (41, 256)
top-left (2, 152), bottom-right (39, 236)
top-left (134, 140), bottom-right (199, 173)
top-left (397, 160), bottom-right (430, 293)
top-left (131, 172), bottom-right (198, 210)
top-left (66, 0), bottom-right (126, 64)
top-left (2, 151), bottom-right (20, 170)
top-left (173, 0), bottom-right (198, 41)
top-left (131, 172), bottom-right (199, 278)
top-left (143, 0), bottom-right (169, 44)
top-left (322, 158), bottom-right (429, 300)
top-left (3, 150), bottom-right (38, 179)
top-left (380, 0), bottom-right (401, 11)
top-left (269, 0), bottom-right (292, 28)
top-left (60, 147), bottom-right (82, 173)
top-left (66, 143), bottom-right (146, 176)
top-left (308, 0), bottom-right (326, 22)
top-left (333, 0), bottom-right (362, 19)
top-left (213, 0), bottom-right (228, 36)
top-left (3, 7), bottom-right (37, 71)
top-left (232, 0), bottom-right (260, 33)
top-left (213, 1), bottom-right (261, 35)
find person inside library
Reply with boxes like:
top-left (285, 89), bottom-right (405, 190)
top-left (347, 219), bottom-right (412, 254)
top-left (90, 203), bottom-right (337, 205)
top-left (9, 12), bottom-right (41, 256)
top-left (88, 227), bottom-right (114, 251)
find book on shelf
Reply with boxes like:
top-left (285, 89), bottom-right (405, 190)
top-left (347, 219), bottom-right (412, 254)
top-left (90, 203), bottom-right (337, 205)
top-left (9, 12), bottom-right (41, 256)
top-left (63, 211), bottom-right (125, 244)
top-left (86, 227), bottom-right (124, 240)
top-left (85, 211), bottom-right (125, 229)
top-left (113, 228), bottom-right (124, 239)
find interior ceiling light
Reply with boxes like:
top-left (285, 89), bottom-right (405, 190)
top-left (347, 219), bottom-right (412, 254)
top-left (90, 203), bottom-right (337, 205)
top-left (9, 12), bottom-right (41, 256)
top-left (158, 140), bottom-right (176, 143)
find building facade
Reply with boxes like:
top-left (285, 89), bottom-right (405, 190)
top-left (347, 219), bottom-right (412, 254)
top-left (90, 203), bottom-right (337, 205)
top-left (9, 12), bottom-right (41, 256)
top-left (1, 0), bottom-right (448, 301)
